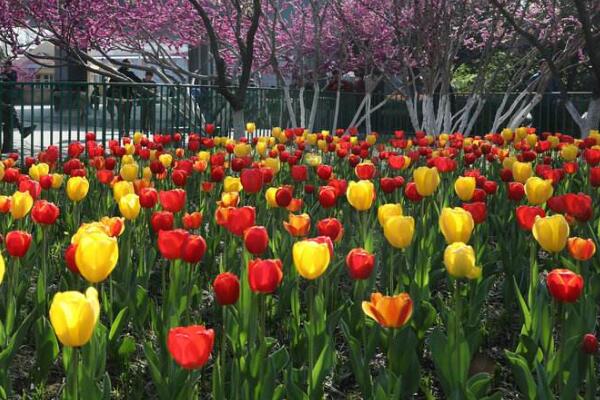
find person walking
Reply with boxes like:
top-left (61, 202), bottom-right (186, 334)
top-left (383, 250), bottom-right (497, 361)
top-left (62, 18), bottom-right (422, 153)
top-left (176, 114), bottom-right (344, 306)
top-left (140, 70), bottom-right (156, 133)
top-left (0, 61), bottom-right (34, 153)
top-left (107, 59), bottom-right (141, 137)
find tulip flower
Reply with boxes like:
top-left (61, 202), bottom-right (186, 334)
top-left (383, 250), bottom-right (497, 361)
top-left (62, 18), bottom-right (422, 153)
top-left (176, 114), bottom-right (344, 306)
top-left (0, 196), bottom-right (10, 213)
top-left (159, 189), bottom-right (186, 213)
top-left (275, 186), bottom-right (293, 207)
top-left (213, 272), bottom-right (240, 306)
top-left (66, 177), bottom-right (89, 202)
top-left (524, 177), bottom-right (553, 205)
top-left (223, 176), bottom-right (243, 193)
top-left (377, 203), bottom-right (403, 227)
top-left (120, 163), bottom-right (139, 181)
top-left (532, 214), bottom-right (570, 253)
top-left (383, 216), bottom-right (415, 249)
top-left (221, 206), bottom-right (256, 236)
top-left (291, 165), bottom-right (308, 182)
top-left (10, 191), bottom-right (33, 219)
top-left (355, 162), bottom-right (376, 180)
top-left (318, 186), bottom-right (338, 208)
top-left (244, 226), bottom-right (269, 255)
top-left (316, 218), bottom-right (344, 242)
top-left (283, 213), bottom-right (311, 237)
top-left (515, 206), bottom-right (545, 231)
top-left (181, 234), bottom-right (207, 264)
top-left (346, 180), bottom-right (375, 211)
top-left (439, 207), bottom-right (474, 244)
top-left (265, 187), bottom-right (278, 208)
top-left (157, 229), bottom-right (189, 260)
top-left (139, 187), bottom-right (158, 208)
top-left (167, 325), bottom-right (215, 369)
top-left (443, 242), bottom-right (481, 279)
top-left (5, 230), bottom-right (32, 257)
top-left (462, 202), bottom-right (487, 224)
top-left (362, 292), bottom-right (413, 328)
top-left (507, 182), bottom-right (525, 202)
top-left (74, 232), bottom-right (119, 283)
top-left (567, 237), bottom-right (596, 261)
top-left (546, 269), bottom-right (583, 303)
top-left (119, 194), bottom-right (141, 220)
top-left (240, 168), bottom-right (264, 193)
top-left (0, 253), bottom-right (5, 283)
top-left (183, 212), bottom-right (203, 230)
top-left (151, 211), bottom-right (174, 233)
top-left (413, 166), bottom-right (440, 196)
top-left (293, 239), bottom-right (331, 280)
top-left (49, 287), bottom-right (100, 347)
top-left (511, 161), bottom-right (533, 183)
top-left (582, 334), bottom-right (598, 355)
top-left (28, 162), bottom-right (49, 181)
top-left (248, 258), bottom-right (283, 294)
top-left (31, 200), bottom-right (60, 225)
top-left (346, 248), bottom-right (375, 280)
top-left (454, 176), bottom-right (476, 201)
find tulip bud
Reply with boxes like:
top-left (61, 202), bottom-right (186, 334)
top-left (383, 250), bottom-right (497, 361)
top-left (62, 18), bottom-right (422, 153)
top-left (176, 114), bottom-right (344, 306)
top-left (346, 248), bottom-right (375, 280)
top-left (49, 287), bottom-right (100, 347)
top-left (582, 334), bottom-right (598, 355)
top-left (167, 325), bottom-right (215, 369)
top-left (213, 272), bottom-right (240, 306)
top-left (546, 269), bottom-right (583, 303)
top-left (244, 226), bottom-right (269, 255)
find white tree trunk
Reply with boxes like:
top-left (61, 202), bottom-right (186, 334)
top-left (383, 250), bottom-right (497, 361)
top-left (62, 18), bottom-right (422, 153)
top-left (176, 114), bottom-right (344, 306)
top-left (365, 93), bottom-right (372, 133)
top-left (331, 87), bottom-right (341, 133)
top-left (307, 82), bottom-right (320, 132)
top-left (565, 98), bottom-right (600, 137)
top-left (405, 98), bottom-right (421, 132)
top-left (232, 109), bottom-right (245, 139)
top-left (508, 94), bottom-right (543, 129)
top-left (299, 87), bottom-right (306, 127)
top-left (282, 85), bottom-right (297, 128)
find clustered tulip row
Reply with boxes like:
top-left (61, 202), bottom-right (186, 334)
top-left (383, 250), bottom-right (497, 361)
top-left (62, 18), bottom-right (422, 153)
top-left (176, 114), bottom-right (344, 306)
top-left (0, 126), bottom-right (598, 399)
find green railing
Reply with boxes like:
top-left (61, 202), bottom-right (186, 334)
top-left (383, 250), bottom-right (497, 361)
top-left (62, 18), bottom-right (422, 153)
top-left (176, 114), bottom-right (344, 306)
top-left (0, 81), bottom-right (594, 160)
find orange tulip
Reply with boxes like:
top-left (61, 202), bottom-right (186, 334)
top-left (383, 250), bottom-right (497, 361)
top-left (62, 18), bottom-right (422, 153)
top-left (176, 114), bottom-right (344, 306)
top-left (567, 237), bottom-right (596, 261)
top-left (283, 213), bottom-right (311, 237)
top-left (362, 292), bottom-right (413, 328)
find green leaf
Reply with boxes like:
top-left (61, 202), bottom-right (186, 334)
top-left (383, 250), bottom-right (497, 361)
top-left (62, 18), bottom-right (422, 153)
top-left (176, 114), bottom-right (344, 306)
top-left (505, 351), bottom-right (536, 399)
top-left (466, 372), bottom-right (492, 398)
top-left (117, 336), bottom-right (136, 359)
top-left (109, 307), bottom-right (129, 343)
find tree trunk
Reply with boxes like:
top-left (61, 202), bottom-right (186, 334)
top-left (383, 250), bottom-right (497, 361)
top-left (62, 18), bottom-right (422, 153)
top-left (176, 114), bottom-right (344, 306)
top-left (332, 86), bottom-right (341, 133)
top-left (565, 97), bottom-right (600, 137)
top-left (299, 87), bottom-right (306, 128)
top-left (365, 93), bottom-right (372, 133)
top-left (508, 94), bottom-right (543, 129)
top-left (282, 85), bottom-right (297, 128)
top-left (232, 109), bottom-right (245, 139)
top-left (307, 82), bottom-right (320, 132)
top-left (406, 98), bottom-right (421, 132)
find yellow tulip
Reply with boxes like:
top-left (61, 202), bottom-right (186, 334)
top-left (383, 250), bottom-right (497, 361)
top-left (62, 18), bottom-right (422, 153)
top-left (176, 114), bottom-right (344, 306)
top-left (124, 143), bottom-right (136, 155)
top-left (307, 133), bottom-right (318, 145)
top-left (113, 181), bottom-right (135, 203)
top-left (346, 180), bottom-right (375, 211)
top-left (526, 133), bottom-right (538, 147)
top-left (75, 232), bottom-right (119, 283)
top-left (143, 166), bottom-right (152, 180)
top-left (0, 252), bottom-right (5, 284)
top-left (515, 127), bottom-right (528, 141)
top-left (383, 216), bottom-right (415, 249)
top-left (159, 153), bottom-right (173, 168)
top-left (10, 191), bottom-right (33, 219)
top-left (501, 128), bottom-right (513, 143)
top-left (304, 153), bottom-right (322, 167)
top-left (502, 156), bottom-right (517, 170)
top-left (29, 163), bottom-right (50, 181)
top-left (532, 214), bottom-right (570, 253)
top-left (119, 194), bottom-right (141, 220)
top-left (454, 176), bottom-right (476, 201)
top-left (263, 157), bottom-right (280, 173)
top-left (246, 122), bottom-right (256, 133)
top-left (49, 287), bottom-right (99, 347)
top-left (413, 167), bottom-right (440, 197)
top-left (119, 163), bottom-right (139, 182)
top-left (377, 204), bottom-right (403, 227)
top-left (133, 131), bottom-right (144, 144)
top-left (66, 177), bottom-right (89, 202)
top-left (234, 143), bottom-right (251, 158)
top-left (197, 151), bottom-right (210, 162)
top-left (265, 187), bottom-right (278, 208)
top-left (439, 207), bottom-right (474, 244)
top-left (511, 161), bottom-right (532, 183)
top-left (0, 163), bottom-right (4, 181)
top-left (366, 134), bottom-right (377, 145)
top-left (223, 176), bottom-right (243, 193)
top-left (71, 222), bottom-right (111, 244)
top-left (272, 127), bottom-right (282, 137)
top-left (51, 173), bottom-right (64, 189)
top-left (561, 144), bottom-right (578, 161)
top-left (524, 177), bottom-right (553, 205)
top-left (293, 240), bottom-right (331, 280)
top-left (444, 242), bottom-right (481, 279)
top-left (256, 141), bottom-right (267, 156)
top-left (121, 154), bottom-right (135, 165)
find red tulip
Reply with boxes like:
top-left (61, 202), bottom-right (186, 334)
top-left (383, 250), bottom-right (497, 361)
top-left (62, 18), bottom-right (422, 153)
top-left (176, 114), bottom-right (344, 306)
top-left (346, 248), bottom-right (375, 280)
top-left (222, 206), bottom-right (256, 236)
top-left (167, 325), bottom-right (215, 369)
top-left (96, 170), bottom-right (114, 185)
top-left (31, 200), bottom-right (60, 225)
top-left (183, 212), bottom-right (203, 230)
top-left (563, 193), bottom-right (593, 222)
top-left (507, 182), bottom-right (525, 201)
top-left (19, 179), bottom-right (41, 199)
top-left (248, 258), bottom-right (283, 294)
top-left (316, 165), bottom-right (333, 180)
top-left (584, 149), bottom-right (600, 166)
top-left (582, 334), bottom-right (598, 354)
top-left (159, 189), bottom-right (186, 213)
top-left (240, 168), bottom-right (264, 193)
top-left (482, 180), bottom-right (498, 195)
top-left (244, 226), bottom-right (269, 255)
top-left (181, 234), bottom-right (207, 264)
top-left (515, 206), bottom-right (545, 231)
top-left (157, 229), bottom-right (189, 260)
top-left (380, 177), bottom-right (396, 194)
top-left (462, 202), bottom-right (487, 224)
top-left (499, 168), bottom-right (513, 182)
top-left (65, 244), bottom-right (79, 274)
top-left (591, 167), bottom-right (600, 187)
top-left (151, 211), bottom-right (174, 233)
top-left (291, 165), bottom-right (308, 182)
top-left (546, 269), bottom-right (583, 303)
top-left (316, 218), bottom-right (344, 243)
top-left (213, 272), bottom-right (240, 305)
top-left (355, 163), bottom-right (376, 180)
top-left (404, 182), bottom-right (422, 202)
top-left (39, 175), bottom-right (53, 190)
top-left (275, 186), bottom-right (293, 207)
top-left (171, 169), bottom-right (188, 187)
top-left (139, 187), bottom-right (159, 208)
top-left (387, 155), bottom-right (405, 170)
top-left (318, 186), bottom-right (338, 208)
top-left (5, 230), bottom-right (32, 257)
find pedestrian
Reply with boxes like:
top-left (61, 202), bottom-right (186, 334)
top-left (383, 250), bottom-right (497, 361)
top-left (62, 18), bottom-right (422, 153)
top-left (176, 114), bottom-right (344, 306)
top-left (140, 70), bottom-right (156, 133)
top-left (107, 59), bottom-right (141, 137)
top-left (0, 60), bottom-right (34, 153)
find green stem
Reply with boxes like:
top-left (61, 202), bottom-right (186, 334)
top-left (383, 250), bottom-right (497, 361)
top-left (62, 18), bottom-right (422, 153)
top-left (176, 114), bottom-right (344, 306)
top-left (66, 348), bottom-right (79, 400)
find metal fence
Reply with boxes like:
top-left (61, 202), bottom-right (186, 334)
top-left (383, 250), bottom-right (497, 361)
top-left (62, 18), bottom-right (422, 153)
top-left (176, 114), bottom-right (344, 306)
top-left (0, 81), bottom-right (595, 160)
